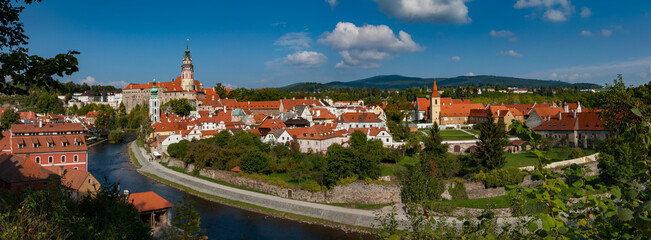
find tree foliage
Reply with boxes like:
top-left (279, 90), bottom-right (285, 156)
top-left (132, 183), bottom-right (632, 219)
top-left (0, 0), bottom-right (79, 95)
top-left (470, 111), bottom-right (510, 172)
top-left (171, 197), bottom-right (206, 240)
top-left (161, 99), bottom-right (195, 116)
top-left (0, 108), bottom-right (20, 130)
top-left (240, 149), bottom-right (272, 174)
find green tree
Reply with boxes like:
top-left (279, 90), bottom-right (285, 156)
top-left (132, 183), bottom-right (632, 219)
top-left (422, 123), bottom-right (448, 157)
top-left (167, 140), bottom-right (189, 159)
top-left (472, 111), bottom-right (510, 172)
top-left (0, 108), bottom-right (20, 130)
top-left (240, 149), bottom-right (271, 174)
top-left (171, 197), bottom-right (206, 240)
top-left (0, 0), bottom-right (79, 95)
top-left (324, 144), bottom-right (356, 187)
top-left (162, 99), bottom-right (194, 116)
top-left (108, 130), bottom-right (124, 144)
top-left (36, 91), bottom-right (63, 114)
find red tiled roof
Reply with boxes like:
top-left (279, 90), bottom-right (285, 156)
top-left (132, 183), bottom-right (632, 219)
top-left (310, 108), bottom-right (336, 120)
top-left (253, 113), bottom-right (268, 124)
top-left (0, 153), bottom-right (60, 184)
top-left (504, 104), bottom-right (535, 116)
top-left (11, 123), bottom-right (84, 133)
top-left (259, 118), bottom-right (286, 130)
top-left (19, 112), bottom-right (37, 120)
top-left (533, 112), bottom-right (607, 131)
top-left (533, 107), bottom-right (564, 119)
top-left (287, 125), bottom-right (345, 140)
top-left (281, 99), bottom-right (323, 111)
top-left (430, 81), bottom-right (440, 98)
top-left (441, 103), bottom-right (484, 117)
top-left (59, 169), bottom-right (94, 190)
top-left (0, 131), bottom-right (11, 151)
top-left (11, 134), bottom-right (87, 154)
top-left (415, 98), bottom-right (430, 111)
top-left (129, 191), bottom-right (174, 212)
top-left (223, 101), bottom-right (280, 110)
top-left (335, 112), bottom-right (381, 123)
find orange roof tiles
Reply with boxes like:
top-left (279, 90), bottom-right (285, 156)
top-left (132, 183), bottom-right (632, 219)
top-left (287, 125), bottom-right (345, 140)
top-left (430, 81), bottom-right (440, 98)
top-left (11, 134), bottom-right (87, 154)
top-left (59, 169), bottom-right (93, 190)
top-left (441, 103), bottom-right (484, 117)
top-left (128, 191), bottom-right (174, 212)
top-left (11, 123), bottom-right (84, 133)
top-left (224, 101), bottom-right (280, 110)
top-left (335, 112), bottom-right (381, 123)
top-left (0, 153), bottom-right (59, 184)
top-left (310, 108), bottom-right (336, 120)
top-left (415, 98), bottom-right (430, 111)
top-left (259, 118), bottom-right (287, 130)
top-left (281, 99), bottom-right (323, 111)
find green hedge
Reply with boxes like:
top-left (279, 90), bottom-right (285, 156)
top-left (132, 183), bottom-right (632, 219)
top-left (472, 167), bottom-right (525, 188)
top-left (449, 180), bottom-right (468, 200)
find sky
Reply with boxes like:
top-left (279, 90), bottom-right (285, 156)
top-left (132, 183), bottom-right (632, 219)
top-left (19, 0), bottom-right (651, 88)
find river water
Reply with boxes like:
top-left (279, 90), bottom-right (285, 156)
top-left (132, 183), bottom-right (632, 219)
top-left (88, 140), bottom-right (372, 240)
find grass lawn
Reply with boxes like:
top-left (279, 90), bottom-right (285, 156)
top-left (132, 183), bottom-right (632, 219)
top-left (504, 148), bottom-right (597, 168)
top-left (465, 129), bottom-right (481, 135)
top-left (439, 130), bottom-right (477, 141)
top-left (381, 156), bottom-right (419, 176)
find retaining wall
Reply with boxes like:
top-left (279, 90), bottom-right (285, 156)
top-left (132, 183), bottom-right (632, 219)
top-left (162, 158), bottom-right (401, 204)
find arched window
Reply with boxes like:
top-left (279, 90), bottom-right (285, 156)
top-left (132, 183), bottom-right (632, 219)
top-left (61, 156), bottom-right (66, 163)
top-left (73, 155), bottom-right (79, 162)
top-left (48, 156), bottom-right (53, 164)
top-left (35, 157), bottom-right (41, 164)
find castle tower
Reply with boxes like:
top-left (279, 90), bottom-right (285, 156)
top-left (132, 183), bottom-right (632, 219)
top-left (430, 80), bottom-right (441, 124)
top-left (149, 78), bottom-right (160, 123)
top-left (181, 44), bottom-right (195, 91)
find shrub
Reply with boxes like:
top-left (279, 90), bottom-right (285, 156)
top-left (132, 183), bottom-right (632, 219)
top-left (300, 180), bottom-right (326, 192)
top-left (335, 175), bottom-right (358, 186)
top-left (568, 147), bottom-right (584, 159)
top-left (108, 130), bottom-right (124, 144)
top-left (364, 177), bottom-right (373, 184)
top-left (449, 181), bottom-right (468, 200)
top-left (240, 149), bottom-right (272, 174)
top-left (472, 167), bottom-right (525, 188)
top-left (167, 140), bottom-right (189, 159)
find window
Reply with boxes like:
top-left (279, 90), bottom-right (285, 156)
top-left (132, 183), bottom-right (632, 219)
top-left (73, 155), bottom-right (79, 162)
top-left (88, 179), bottom-right (92, 184)
top-left (61, 156), bottom-right (66, 163)
top-left (35, 157), bottom-right (41, 164)
top-left (74, 167), bottom-right (78, 170)
top-left (48, 156), bottom-right (53, 164)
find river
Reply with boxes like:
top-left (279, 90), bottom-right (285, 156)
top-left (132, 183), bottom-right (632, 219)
top-left (88, 139), bottom-right (372, 240)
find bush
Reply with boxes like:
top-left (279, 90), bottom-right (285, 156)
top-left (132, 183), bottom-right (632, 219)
top-left (449, 181), bottom-right (468, 200)
top-left (108, 130), bottom-right (124, 143)
top-left (300, 180), bottom-right (326, 192)
top-left (240, 149), bottom-right (272, 174)
top-left (364, 177), bottom-right (373, 184)
top-left (167, 140), bottom-right (189, 159)
top-left (568, 147), bottom-right (584, 159)
top-left (335, 175), bottom-right (358, 186)
top-left (472, 167), bottom-right (525, 188)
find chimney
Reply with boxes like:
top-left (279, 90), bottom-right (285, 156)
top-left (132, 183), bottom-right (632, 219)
top-left (558, 111), bottom-right (562, 120)
top-left (497, 110), bottom-right (500, 116)
top-left (248, 101), bottom-right (250, 104)
top-left (38, 119), bottom-right (43, 128)
top-left (564, 103), bottom-right (569, 113)
top-left (573, 111), bottom-right (577, 119)
top-left (292, 97), bottom-right (295, 100)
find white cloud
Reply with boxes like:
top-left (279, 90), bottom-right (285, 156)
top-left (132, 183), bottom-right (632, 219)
top-left (274, 32), bottom-right (312, 50)
top-left (284, 51), bottom-right (327, 67)
top-left (108, 81), bottom-right (128, 88)
top-left (373, 0), bottom-right (471, 24)
top-left (79, 76), bottom-right (96, 85)
top-left (580, 30), bottom-right (593, 37)
top-left (580, 7), bottom-right (592, 18)
top-left (521, 56), bottom-right (651, 85)
top-left (450, 56), bottom-right (461, 62)
top-left (500, 50), bottom-right (523, 57)
top-left (490, 30), bottom-right (514, 38)
top-left (465, 72), bottom-right (475, 76)
top-left (601, 29), bottom-right (613, 37)
top-left (325, 0), bottom-right (339, 9)
top-left (318, 22), bottom-right (424, 69)
top-left (514, 0), bottom-right (574, 22)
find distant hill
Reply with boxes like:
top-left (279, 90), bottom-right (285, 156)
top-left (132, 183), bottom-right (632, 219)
top-left (279, 75), bottom-right (602, 91)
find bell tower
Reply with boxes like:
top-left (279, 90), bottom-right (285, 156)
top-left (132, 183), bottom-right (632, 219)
top-left (181, 42), bottom-right (195, 91)
top-left (149, 77), bottom-right (160, 123)
top-left (430, 80), bottom-right (441, 124)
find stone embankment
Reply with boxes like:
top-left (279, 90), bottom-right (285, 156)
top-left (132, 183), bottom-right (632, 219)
top-left (163, 157), bottom-right (401, 204)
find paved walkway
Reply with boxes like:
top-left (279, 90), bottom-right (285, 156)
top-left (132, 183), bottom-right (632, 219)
top-left (130, 142), bottom-right (408, 229)
top-left (130, 142), bottom-right (522, 230)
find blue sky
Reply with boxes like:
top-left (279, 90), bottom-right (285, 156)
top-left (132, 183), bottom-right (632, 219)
top-left (20, 0), bottom-right (651, 88)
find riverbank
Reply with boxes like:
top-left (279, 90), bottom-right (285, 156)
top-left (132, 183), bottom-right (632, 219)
top-left (127, 141), bottom-right (382, 236)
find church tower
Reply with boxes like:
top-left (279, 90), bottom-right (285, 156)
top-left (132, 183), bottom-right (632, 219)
top-left (430, 80), bottom-right (441, 124)
top-left (181, 44), bottom-right (195, 91)
top-left (149, 78), bottom-right (160, 123)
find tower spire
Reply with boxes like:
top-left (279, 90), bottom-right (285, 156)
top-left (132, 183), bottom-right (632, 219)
top-left (431, 80), bottom-right (440, 98)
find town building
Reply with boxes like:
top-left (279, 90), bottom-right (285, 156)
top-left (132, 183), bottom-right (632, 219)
top-left (286, 125), bottom-right (347, 153)
top-left (128, 191), bottom-right (174, 229)
top-left (533, 111), bottom-right (608, 148)
top-left (10, 122), bottom-right (88, 171)
top-left (0, 153), bottom-right (60, 191)
top-left (335, 112), bottom-right (385, 130)
top-left (58, 168), bottom-right (100, 201)
top-left (123, 45), bottom-right (207, 113)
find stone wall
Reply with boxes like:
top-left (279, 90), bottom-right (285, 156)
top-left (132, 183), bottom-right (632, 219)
top-left (163, 158), bottom-right (401, 204)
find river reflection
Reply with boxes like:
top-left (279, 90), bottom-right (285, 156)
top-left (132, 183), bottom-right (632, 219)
top-left (88, 139), bottom-right (372, 240)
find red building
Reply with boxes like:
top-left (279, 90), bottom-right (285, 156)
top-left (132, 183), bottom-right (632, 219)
top-left (10, 122), bottom-right (88, 172)
top-left (0, 153), bottom-right (61, 191)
